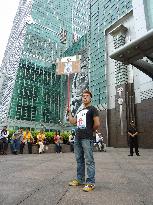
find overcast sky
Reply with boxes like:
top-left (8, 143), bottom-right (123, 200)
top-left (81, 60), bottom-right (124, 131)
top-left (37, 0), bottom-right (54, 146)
top-left (0, 0), bottom-right (20, 65)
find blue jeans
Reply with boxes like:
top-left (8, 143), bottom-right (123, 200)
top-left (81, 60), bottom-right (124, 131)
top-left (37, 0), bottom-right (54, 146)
top-left (55, 143), bottom-right (61, 153)
top-left (0, 138), bottom-right (8, 154)
top-left (74, 138), bottom-right (95, 184)
top-left (12, 139), bottom-right (20, 152)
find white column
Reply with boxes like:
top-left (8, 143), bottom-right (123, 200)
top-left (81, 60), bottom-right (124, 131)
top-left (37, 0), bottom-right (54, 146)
top-left (132, 0), bottom-right (147, 38)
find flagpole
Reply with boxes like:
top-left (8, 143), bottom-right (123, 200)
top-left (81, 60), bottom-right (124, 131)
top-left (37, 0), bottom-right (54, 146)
top-left (67, 73), bottom-right (70, 111)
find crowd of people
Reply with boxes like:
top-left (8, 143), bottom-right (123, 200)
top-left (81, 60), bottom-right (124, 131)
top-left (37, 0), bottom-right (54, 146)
top-left (0, 125), bottom-right (107, 156)
top-left (0, 127), bottom-right (34, 155)
top-left (0, 127), bottom-right (68, 155)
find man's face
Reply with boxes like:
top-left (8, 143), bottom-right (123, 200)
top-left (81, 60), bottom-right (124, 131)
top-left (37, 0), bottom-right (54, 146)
top-left (130, 123), bottom-right (135, 127)
top-left (82, 93), bottom-right (91, 105)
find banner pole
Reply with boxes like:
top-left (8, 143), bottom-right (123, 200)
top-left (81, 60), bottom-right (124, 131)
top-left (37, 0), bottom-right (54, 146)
top-left (67, 73), bottom-right (70, 111)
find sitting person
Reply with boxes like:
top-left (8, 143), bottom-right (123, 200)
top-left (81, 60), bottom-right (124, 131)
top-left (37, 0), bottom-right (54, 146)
top-left (94, 131), bottom-right (106, 152)
top-left (23, 128), bottom-right (33, 154)
top-left (68, 132), bottom-right (75, 152)
top-left (11, 128), bottom-right (23, 155)
top-left (37, 129), bottom-right (46, 154)
top-left (59, 135), bottom-right (63, 152)
top-left (20, 133), bottom-right (27, 154)
top-left (0, 126), bottom-right (9, 155)
top-left (54, 131), bottom-right (62, 153)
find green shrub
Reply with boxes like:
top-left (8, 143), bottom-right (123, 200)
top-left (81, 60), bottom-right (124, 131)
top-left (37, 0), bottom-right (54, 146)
top-left (7, 129), bottom-right (71, 145)
top-left (61, 131), bottom-right (71, 144)
top-left (45, 132), bottom-right (54, 144)
top-left (8, 130), bottom-right (16, 139)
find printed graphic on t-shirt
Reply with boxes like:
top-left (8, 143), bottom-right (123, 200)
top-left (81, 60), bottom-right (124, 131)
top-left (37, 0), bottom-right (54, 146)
top-left (77, 109), bottom-right (88, 128)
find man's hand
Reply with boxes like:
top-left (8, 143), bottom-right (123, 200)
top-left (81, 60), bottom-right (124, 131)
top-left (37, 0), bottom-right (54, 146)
top-left (66, 108), bottom-right (77, 125)
top-left (132, 132), bottom-right (138, 137)
top-left (66, 109), bottom-right (70, 121)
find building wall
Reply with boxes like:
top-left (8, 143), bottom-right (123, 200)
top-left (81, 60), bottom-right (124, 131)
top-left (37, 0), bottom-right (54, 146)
top-left (89, 0), bottom-right (133, 146)
top-left (90, 0), bottom-right (153, 148)
top-left (9, 61), bottom-right (65, 124)
top-left (106, 11), bottom-right (135, 110)
top-left (132, 0), bottom-right (153, 147)
top-left (0, 0), bottom-right (32, 125)
top-left (143, 0), bottom-right (153, 30)
top-left (106, 12), bottom-right (134, 147)
top-left (1, 0), bottom-right (90, 128)
top-left (136, 98), bottom-right (153, 148)
top-left (89, 0), bottom-right (132, 108)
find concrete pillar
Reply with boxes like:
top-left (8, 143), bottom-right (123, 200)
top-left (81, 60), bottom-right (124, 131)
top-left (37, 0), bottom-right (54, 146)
top-left (110, 24), bottom-right (128, 147)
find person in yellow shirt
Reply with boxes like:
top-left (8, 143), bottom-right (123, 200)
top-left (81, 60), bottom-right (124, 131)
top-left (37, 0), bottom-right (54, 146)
top-left (23, 128), bottom-right (33, 154)
top-left (37, 130), bottom-right (46, 154)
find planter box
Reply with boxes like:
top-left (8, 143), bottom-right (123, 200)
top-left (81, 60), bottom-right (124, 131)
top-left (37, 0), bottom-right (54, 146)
top-left (7, 143), bottom-right (71, 154)
top-left (44, 144), bottom-right (71, 153)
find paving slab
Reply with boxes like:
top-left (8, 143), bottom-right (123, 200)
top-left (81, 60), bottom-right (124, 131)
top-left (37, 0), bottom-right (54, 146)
top-left (0, 148), bottom-right (153, 205)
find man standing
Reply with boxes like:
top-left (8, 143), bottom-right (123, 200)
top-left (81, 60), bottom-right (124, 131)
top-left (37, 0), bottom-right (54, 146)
top-left (128, 121), bottom-right (140, 156)
top-left (68, 90), bottom-right (100, 192)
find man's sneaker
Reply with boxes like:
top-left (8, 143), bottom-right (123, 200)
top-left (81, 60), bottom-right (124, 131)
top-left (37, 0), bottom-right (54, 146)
top-left (82, 184), bottom-right (95, 192)
top-left (69, 179), bottom-right (82, 186)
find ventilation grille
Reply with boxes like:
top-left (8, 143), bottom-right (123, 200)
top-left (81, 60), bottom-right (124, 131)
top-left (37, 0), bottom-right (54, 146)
top-left (140, 89), bottom-right (153, 100)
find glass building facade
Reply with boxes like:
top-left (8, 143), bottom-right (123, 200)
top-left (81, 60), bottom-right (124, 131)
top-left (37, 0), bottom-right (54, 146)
top-left (0, 0), bottom-right (90, 128)
top-left (143, 0), bottom-right (153, 30)
top-left (89, 0), bottom-right (132, 107)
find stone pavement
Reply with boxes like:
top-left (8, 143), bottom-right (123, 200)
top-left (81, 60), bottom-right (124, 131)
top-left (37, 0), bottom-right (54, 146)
top-left (0, 148), bottom-right (153, 205)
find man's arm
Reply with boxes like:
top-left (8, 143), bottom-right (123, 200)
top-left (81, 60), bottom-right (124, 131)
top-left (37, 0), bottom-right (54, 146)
top-left (68, 111), bottom-right (77, 125)
top-left (128, 132), bottom-right (133, 137)
top-left (93, 116), bottom-right (100, 131)
top-left (132, 131), bottom-right (138, 137)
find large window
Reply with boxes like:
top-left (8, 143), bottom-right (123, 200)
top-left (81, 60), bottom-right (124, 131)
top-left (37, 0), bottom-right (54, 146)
top-left (144, 0), bottom-right (153, 30)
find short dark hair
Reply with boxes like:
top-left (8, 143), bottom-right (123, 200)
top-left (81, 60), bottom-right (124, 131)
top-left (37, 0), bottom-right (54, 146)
top-left (82, 90), bottom-right (92, 98)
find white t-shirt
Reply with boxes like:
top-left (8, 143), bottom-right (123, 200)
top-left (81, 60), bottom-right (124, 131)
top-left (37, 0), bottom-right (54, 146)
top-left (96, 133), bottom-right (100, 142)
top-left (0, 130), bottom-right (9, 139)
